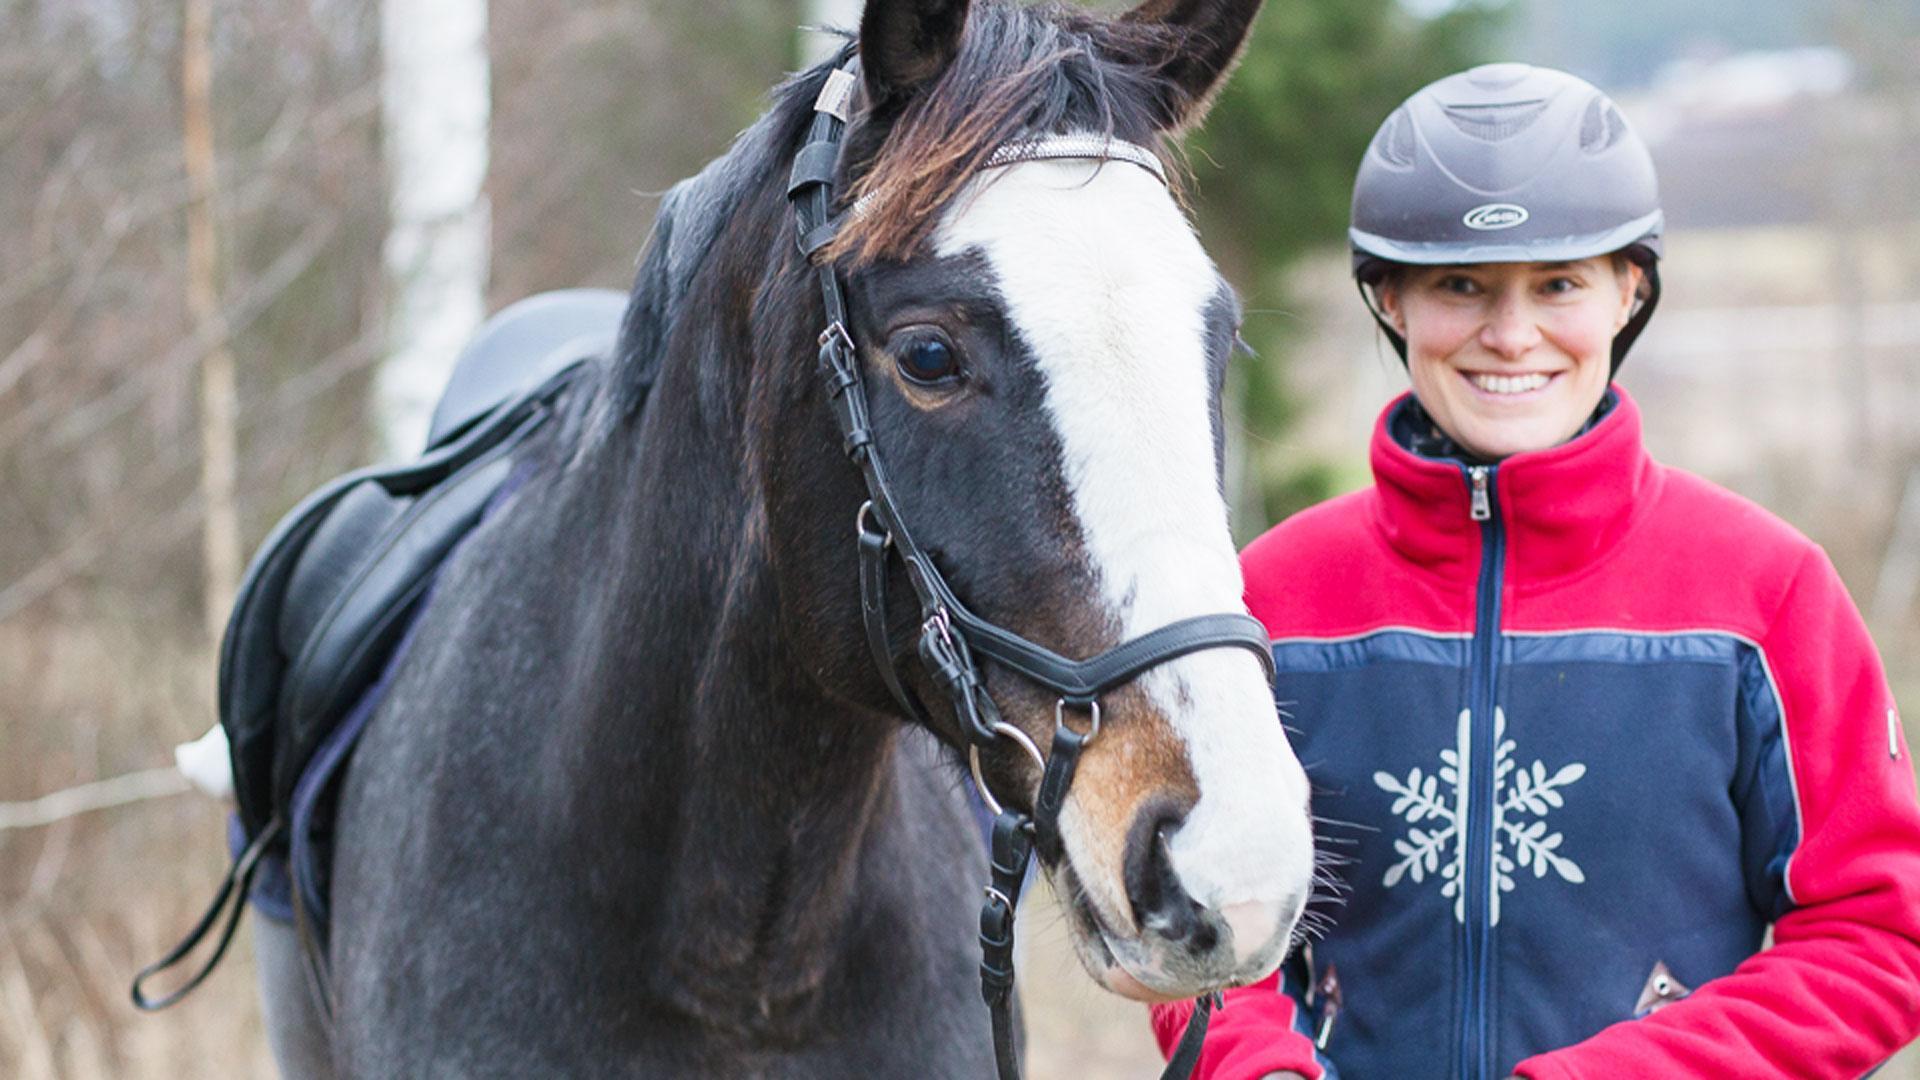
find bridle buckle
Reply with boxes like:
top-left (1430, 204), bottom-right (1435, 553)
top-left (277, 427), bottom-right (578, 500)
top-left (923, 607), bottom-right (954, 650)
top-left (1054, 698), bottom-right (1102, 743)
top-left (855, 500), bottom-right (892, 547)
top-left (818, 319), bottom-right (855, 357)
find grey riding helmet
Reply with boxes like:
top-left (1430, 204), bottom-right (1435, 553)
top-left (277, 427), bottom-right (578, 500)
top-left (1350, 63), bottom-right (1664, 371)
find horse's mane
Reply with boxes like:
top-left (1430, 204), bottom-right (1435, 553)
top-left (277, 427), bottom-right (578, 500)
top-left (606, 65), bottom-right (826, 419)
top-left (607, 1), bottom-right (1186, 416)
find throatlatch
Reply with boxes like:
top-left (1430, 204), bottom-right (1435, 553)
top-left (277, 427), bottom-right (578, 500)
top-left (788, 55), bottom-right (1264, 1080)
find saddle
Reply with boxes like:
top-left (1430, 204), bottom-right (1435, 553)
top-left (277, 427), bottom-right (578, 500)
top-left (133, 288), bottom-right (627, 1010)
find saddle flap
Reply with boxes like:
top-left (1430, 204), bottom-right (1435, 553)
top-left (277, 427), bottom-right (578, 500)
top-left (277, 481), bottom-right (412, 655)
top-left (273, 450), bottom-right (521, 814)
top-left (220, 473), bottom-right (368, 839)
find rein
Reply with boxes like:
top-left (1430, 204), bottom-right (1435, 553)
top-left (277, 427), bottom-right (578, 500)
top-left (788, 59), bottom-right (1261, 1080)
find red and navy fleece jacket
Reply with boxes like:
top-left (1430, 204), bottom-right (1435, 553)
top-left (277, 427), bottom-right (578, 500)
top-left (1152, 388), bottom-right (1920, 1079)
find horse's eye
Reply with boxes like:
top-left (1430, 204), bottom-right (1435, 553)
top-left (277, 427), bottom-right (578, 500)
top-left (893, 331), bottom-right (961, 386)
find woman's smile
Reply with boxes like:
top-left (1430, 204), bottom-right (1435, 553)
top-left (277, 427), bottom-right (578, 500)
top-left (1461, 370), bottom-right (1556, 398)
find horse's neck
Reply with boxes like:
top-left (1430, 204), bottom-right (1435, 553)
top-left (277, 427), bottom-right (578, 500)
top-left (546, 339), bottom-right (902, 1021)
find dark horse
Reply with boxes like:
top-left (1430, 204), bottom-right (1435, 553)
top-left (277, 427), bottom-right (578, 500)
top-left (278, 0), bottom-right (1314, 1074)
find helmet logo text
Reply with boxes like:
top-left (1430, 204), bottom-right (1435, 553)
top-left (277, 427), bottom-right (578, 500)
top-left (1463, 203), bottom-right (1530, 231)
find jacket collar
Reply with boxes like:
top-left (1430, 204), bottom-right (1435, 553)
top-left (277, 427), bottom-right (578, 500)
top-left (1368, 386), bottom-right (1660, 586)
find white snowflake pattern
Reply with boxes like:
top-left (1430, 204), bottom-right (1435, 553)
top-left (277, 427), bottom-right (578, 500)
top-left (1372, 707), bottom-right (1587, 925)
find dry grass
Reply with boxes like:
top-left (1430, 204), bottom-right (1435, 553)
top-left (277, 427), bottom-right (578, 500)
top-left (0, 618), bottom-right (273, 1079)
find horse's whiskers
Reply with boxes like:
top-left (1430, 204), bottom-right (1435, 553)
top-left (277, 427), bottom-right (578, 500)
top-left (1311, 814), bottom-right (1377, 833)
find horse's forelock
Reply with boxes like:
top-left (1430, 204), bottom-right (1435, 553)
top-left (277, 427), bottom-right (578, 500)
top-left (826, 3), bottom-right (1187, 267)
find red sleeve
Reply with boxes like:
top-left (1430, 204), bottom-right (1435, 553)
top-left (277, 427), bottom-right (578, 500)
top-left (1149, 971), bottom-right (1326, 1080)
top-left (1517, 549), bottom-right (1920, 1079)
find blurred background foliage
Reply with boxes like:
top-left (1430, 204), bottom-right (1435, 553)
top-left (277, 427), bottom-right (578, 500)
top-left (2, 0), bottom-right (1916, 1076)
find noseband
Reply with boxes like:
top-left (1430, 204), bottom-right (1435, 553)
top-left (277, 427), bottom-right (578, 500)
top-left (789, 61), bottom-right (1269, 1080)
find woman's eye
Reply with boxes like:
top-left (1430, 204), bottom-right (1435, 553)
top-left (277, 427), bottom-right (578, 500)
top-left (894, 332), bottom-right (961, 385)
top-left (1541, 276), bottom-right (1580, 295)
top-left (1437, 275), bottom-right (1479, 296)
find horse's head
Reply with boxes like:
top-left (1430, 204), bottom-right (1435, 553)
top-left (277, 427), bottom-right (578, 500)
top-left (753, 0), bottom-right (1311, 1002)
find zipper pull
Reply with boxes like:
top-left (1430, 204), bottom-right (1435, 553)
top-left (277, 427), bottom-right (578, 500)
top-left (1468, 466), bottom-right (1492, 522)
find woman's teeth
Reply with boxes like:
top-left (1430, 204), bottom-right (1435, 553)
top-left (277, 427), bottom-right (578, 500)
top-left (1469, 372), bottom-right (1550, 395)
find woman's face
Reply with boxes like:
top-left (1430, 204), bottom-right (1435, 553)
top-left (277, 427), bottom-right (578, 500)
top-left (1378, 257), bottom-right (1641, 460)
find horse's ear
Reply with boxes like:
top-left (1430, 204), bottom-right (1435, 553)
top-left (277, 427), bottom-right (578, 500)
top-left (1120, 0), bottom-right (1265, 132)
top-left (859, 0), bottom-right (971, 107)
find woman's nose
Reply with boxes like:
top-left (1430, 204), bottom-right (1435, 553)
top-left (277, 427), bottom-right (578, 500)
top-left (1479, 296), bottom-right (1542, 360)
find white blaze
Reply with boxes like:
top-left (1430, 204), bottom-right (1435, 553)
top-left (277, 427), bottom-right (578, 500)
top-left (934, 154), bottom-right (1311, 954)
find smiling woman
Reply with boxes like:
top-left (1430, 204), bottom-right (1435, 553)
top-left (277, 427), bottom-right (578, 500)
top-left (1152, 62), bottom-right (1920, 1080)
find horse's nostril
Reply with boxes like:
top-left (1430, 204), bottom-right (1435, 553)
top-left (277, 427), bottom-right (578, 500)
top-left (1123, 801), bottom-right (1214, 952)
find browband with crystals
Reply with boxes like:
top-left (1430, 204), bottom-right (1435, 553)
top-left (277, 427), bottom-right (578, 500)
top-left (841, 133), bottom-right (1169, 224)
top-left (983, 134), bottom-right (1167, 185)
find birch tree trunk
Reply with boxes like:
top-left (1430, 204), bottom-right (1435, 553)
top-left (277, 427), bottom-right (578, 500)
top-left (799, 0), bottom-right (863, 66)
top-left (182, 0), bottom-right (241, 646)
top-left (376, 0), bottom-right (490, 457)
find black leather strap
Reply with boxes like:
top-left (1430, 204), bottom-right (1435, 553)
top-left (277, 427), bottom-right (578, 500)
top-left (1030, 721), bottom-right (1089, 863)
top-left (787, 141), bottom-right (844, 199)
top-left (131, 817), bottom-right (284, 1011)
top-left (933, 585), bottom-right (1274, 705)
top-left (858, 504), bottom-right (927, 724)
top-left (980, 811), bottom-right (1034, 1078)
top-left (1161, 992), bottom-right (1220, 1079)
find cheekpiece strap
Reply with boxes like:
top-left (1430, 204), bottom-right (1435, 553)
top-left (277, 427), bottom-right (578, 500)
top-left (1030, 719), bottom-right (1089, 862)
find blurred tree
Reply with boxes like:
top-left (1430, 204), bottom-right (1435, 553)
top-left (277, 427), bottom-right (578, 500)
top-left (0, 1), bottom-right (385, 629)
top-left (1184, 0), bottom-right (1505, 532)
top-left (181, 0), bottom-right (242, 644)
top-left (486, 1), bottom-right (796, 305)
top-left (378, 0), bottom-right (490, 455)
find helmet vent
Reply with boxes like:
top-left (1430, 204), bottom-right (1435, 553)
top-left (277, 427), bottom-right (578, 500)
top-left (1374, 108), bottom-right (1417, 167)
top-left (1442, 100), bottom-right (1548, 142)
top-left (1579, 98), bottom-right (1627, 152)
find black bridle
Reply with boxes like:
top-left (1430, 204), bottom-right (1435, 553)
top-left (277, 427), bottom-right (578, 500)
top-left (788, 60), bottom-right (1271, 1080)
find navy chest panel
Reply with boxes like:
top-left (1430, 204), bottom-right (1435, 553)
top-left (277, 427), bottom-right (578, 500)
top-left (1274, 630), bottom-right (1796, 1080)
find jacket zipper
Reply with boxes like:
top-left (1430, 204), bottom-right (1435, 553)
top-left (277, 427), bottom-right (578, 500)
top-left (1461, 463), bottom-right (1503, 1080)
